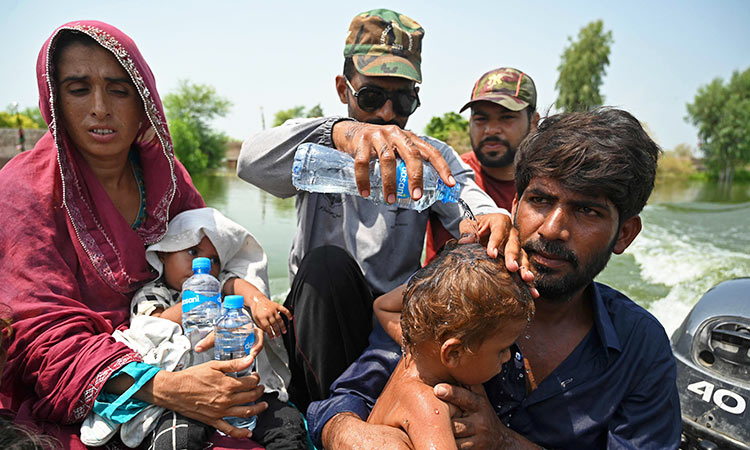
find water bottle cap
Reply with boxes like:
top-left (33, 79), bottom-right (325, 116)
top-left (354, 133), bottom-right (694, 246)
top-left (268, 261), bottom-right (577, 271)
top-left (223, 295), bottom-right (244, 309)
top-left (192, 257), bottom-right (211, 272)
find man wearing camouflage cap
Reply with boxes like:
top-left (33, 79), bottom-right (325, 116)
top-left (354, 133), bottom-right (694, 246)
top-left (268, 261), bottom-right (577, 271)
top-left (237, 8), bottom-right (524, 417)
top-left (425, 67), bottom-right (540, 263)
top-left (343, 9), bottom-right (423, 91)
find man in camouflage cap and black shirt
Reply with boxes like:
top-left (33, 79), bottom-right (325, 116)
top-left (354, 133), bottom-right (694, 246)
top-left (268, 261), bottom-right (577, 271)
top-left (426, 67), bottom-right (540, 263)
top-left (237, 7), bottom-right (524, 423)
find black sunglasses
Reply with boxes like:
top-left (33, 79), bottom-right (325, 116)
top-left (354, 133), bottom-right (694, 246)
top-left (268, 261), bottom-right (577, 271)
top-left (345, 78), bottom-right (421, 116)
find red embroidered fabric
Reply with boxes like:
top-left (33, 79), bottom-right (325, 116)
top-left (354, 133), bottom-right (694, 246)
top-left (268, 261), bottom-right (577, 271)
top-left (0, 20), bottom-right (204, 442)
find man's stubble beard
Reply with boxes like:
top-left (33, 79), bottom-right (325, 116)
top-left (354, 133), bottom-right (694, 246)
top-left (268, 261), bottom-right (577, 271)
top-left (471, 134), bottom-right (517, 168)
top-left (516, 215), bottom-right (618, 302)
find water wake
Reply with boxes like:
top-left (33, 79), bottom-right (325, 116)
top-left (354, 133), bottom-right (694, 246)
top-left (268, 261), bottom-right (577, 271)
top-left (623, 203), bottom-right (750, 336)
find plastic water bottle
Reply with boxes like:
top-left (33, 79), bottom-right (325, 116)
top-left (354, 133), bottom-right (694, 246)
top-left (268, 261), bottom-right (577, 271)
top-left (214, 295), bottom-right (258, 430)
top-left (181, 257), bottom-right (221, 365)
top-left (292, 143), bottom-right (460, 212)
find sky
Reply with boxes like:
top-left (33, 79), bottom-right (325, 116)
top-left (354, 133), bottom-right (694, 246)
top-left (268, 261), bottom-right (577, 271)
top-left (1, 0), bottom-right (748, 151)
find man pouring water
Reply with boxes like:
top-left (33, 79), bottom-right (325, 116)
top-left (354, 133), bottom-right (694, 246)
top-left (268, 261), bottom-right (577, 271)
top-left (237, 8), bottom-right (528, 414)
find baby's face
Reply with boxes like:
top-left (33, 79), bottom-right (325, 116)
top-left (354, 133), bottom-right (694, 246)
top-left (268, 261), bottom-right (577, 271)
top-left (450, 318), bottom-right (527, 386)
top-left (159, 236), bottom-right (221, 290)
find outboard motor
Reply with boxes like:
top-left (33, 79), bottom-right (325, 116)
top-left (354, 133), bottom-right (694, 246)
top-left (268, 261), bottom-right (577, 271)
top-left (672, 278), bottom-right (750, 450)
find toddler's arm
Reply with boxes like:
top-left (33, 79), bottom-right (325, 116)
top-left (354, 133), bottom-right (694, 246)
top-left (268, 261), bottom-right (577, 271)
top-left (406, 398), bottom-right (458, 450)
top-left (373, 284), bottom-right (407, 344)
top-left (149, 303), bottom-right (183, 324)
top-left (224, 277), bottom-right (291, 340)
top-left (131, 282), bottom-right (182, 325)
top-left (371, 380), bottom-right (458, 450)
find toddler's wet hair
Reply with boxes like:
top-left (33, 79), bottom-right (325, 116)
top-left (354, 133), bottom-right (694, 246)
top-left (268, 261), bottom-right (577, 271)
top-left (401, 243), bottom-right (534, 354)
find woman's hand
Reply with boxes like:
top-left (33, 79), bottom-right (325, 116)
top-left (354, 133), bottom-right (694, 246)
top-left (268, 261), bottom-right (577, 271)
top-left (147, 356), bottom-right (268, 438)
top-left (249, 296), bottom-right (291, 339)
top-left (195, 330), bottom-right (264, 363)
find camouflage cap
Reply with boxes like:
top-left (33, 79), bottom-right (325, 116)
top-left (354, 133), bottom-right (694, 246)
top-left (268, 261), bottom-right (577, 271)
top-left (344, 9), bottom-right (424, 83)
top-left (460, 67), bottom-right (536, 113)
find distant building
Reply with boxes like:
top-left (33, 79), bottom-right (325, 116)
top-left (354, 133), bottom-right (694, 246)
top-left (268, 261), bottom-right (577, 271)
top-left (690, 157), bottom-right (706, 172)
top-left (225, 140), bottom-right (241, 170)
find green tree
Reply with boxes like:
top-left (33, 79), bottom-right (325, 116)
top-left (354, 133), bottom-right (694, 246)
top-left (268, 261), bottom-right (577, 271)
top-left (272, 104), bottom-right (324, 127)
top-left (164, 80), bottom-right (231, 174)
top-left (424, 112), bottom-right (471, 154)
top-left (22, 107), bottom-right (46, 128)
top-left (0, 113), bottom-right (11, 128)
top-left (169, 118), bottom-right (207, 172)
top-left (0, 112), bottom-right (40, 129)
top-left (672, 143), bottom-right (694, 159)
top-left (306, 104), bottom-right (324, 118)
top-left (273, 106), bottom-right (305, 127)
top-left (1, 104), bottom-right (44, 129)
top-left (555, 20), bottom-right (613, 112)
top-left (686, 67), bottom-right (750, 183)
top-left (657, 143), bottom-right (697, 180)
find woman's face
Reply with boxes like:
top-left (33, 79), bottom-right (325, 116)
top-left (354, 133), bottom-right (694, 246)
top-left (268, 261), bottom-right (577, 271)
top-left (56, 42), bottom-right (143, 163)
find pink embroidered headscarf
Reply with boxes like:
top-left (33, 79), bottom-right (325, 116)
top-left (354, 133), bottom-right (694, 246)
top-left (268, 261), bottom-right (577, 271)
top-left (0, 20), bottom-right (204, 442)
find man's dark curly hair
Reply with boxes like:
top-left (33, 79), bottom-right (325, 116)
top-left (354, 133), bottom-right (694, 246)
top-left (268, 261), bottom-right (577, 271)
top-left (515, 107), bottom-right (661, 222)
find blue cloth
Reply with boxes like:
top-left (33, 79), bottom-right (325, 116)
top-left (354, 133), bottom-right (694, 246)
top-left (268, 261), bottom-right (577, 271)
top-left (93, 362), bottom-right (161, 424)
top-left (307, 282), bottom-right (681, 450)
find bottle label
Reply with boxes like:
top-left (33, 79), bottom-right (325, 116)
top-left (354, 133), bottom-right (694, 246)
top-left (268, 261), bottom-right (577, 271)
top-left (396, 160), bottom-right (409, 199)
top-left (243, 333), bottom-right (256, 355)
top-left (436, 179), bottom-right (460, 204)
top-left (182, 290), bottom-right (221, 312)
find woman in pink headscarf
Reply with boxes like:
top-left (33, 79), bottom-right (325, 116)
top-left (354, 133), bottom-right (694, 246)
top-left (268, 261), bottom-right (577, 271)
top-left (0, 21), bottom-right (265, 449)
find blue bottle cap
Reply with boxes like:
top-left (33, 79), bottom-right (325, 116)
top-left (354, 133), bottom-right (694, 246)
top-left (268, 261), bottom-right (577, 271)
top-left (223, 295), bottom-right (244, 309)
top-left (192, 257), bottom-right (211, 272)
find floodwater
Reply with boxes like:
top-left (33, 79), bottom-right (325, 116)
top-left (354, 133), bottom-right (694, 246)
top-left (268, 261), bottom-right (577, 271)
top-left (194, 171), bottom-right (750, 337)
top-left (597, 179), bottom-right (750, 335)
